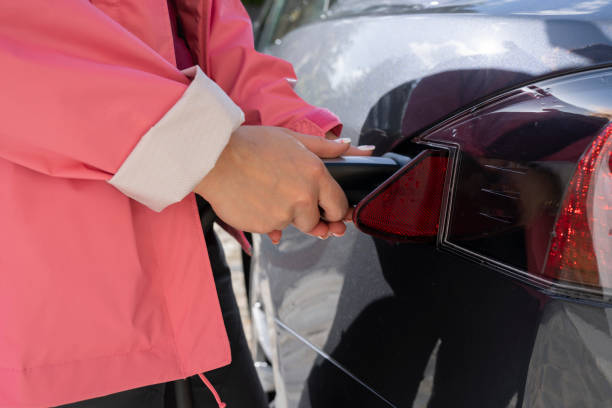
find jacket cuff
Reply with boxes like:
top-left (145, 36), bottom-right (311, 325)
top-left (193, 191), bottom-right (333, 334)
top-left (109, 66), bottom-right (244, 212)
top-left (286, 108), bottom-right (343, 137)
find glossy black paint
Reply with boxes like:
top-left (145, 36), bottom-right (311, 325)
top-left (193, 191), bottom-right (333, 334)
top-left (305, 243), bottom-right (541, 407)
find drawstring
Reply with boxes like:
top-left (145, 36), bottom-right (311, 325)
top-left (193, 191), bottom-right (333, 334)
top-left (216, 219), bottom-right (252, 256)
top-left (198, 373), bottom-right (227, 408)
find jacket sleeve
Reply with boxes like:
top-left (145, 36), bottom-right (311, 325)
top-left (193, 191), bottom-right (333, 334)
top-left (0, 1), bottom-right (244, 212)
top-left (204, 0), bottom-right (342, 137)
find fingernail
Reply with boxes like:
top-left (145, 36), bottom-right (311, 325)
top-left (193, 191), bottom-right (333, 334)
top-left (334, 138), bottom-right (352, 144)
top-left (317, 234), bottom-right (328, 240)
top-left (331, 232), bottom-right (344, 237)
top-left (358, 145), bottom-right (376, 151)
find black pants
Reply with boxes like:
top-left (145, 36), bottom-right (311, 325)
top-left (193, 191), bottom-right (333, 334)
top-left (60, 201), bottom-right (268, 408)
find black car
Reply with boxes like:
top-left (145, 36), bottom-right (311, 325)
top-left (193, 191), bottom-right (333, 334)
top-left (247, 1), bottom-right (612, 407)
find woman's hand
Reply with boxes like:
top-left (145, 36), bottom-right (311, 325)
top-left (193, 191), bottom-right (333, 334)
top-left (265, 131), bottom-right (375, 242)
top-left (194, 126), bottom-right (351, 241)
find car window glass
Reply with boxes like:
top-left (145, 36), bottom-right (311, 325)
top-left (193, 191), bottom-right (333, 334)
top-left (271, 0), bottom-right (332, 43)
top-left (253, 0), bottom-right (275, 43)
top-left (259, 0), bottom-right (338, 48)
top-left (257, 0), bottom-right (286, 49)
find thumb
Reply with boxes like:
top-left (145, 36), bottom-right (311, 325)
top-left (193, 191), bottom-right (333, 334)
top-left (267, 230), bottom-right (282, 244)
top-left (291, 132), bottom-right (352, 159)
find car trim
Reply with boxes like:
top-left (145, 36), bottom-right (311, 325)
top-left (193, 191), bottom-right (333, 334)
top-left (274, 317), bottom-right (397, 408)
top-left (420, 137), bottom-right (612, 305)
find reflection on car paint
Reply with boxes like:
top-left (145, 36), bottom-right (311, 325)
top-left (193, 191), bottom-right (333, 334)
top-left (252, 1), bottom-right (612, 406)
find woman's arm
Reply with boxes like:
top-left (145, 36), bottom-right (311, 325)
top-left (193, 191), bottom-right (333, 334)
top-left (0, 1), bottom-right (243, 211)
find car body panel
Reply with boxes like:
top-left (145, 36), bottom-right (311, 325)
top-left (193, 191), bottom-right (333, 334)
top-left (263, 12), bottom-right (612, 143)
top-left (250, 1), bottom-right (612, 406)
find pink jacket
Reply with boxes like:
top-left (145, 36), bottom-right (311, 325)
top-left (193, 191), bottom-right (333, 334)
top-left (0, 1), bottom-right (340, 406)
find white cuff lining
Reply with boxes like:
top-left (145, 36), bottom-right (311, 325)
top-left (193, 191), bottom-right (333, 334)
top-left (109, 66), bottom-right (244, 212)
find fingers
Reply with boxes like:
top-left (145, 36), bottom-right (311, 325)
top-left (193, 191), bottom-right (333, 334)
top-left (327, 221), bottom-right (347, 237)
top-left (315, 206), bottom-right (352, 239)
top-left (317, 169), bottom-right (349, 223)
top-left (268, 230), bottom-right (282, 244)
top-left (344, 145), bottom-right (375, 156)
top-left (257, 128), bottom-right (357, 241)
top-left (273, 221), bottom-right (346, 241)
top-left (306, 221), bottom-right (329, 238)
top-left (288, 161), bottom-right (350, 239)
top-left (276, 211), bottom-right (352, 242)
top-left (344, 207), bottom-right (354, 222)
top-left (292, 195), bottom-right (322, 233)
top-left (291, 132), bottom-right (353, 159)
top-left (295, 130), bottom-right (377, 158)
top-left (199, 126), bottom-right (358, 243)
top-left (306, 220), bottom-right (345, 239)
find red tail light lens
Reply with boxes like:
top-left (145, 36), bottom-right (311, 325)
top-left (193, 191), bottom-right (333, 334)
top-left (544, 123), bottom-right (612, 288)
top-left (411, 67), bottom-right (612, 300)
top-left (353, 150), bottom-right (448, 242)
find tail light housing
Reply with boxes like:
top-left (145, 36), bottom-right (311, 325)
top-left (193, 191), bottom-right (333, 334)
top-left (361, 67), bottom-right (612, 301)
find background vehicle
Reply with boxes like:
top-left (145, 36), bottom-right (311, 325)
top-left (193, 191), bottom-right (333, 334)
top-left (248, 1), bottom-right (612, 407)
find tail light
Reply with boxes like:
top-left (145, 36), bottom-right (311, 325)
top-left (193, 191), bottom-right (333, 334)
top-left (544, 124), bottom-right (612, 288)
top-left (353, 150), bottom-right (448, 242)
top-left (403, 67), bottom-right (612, 300)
